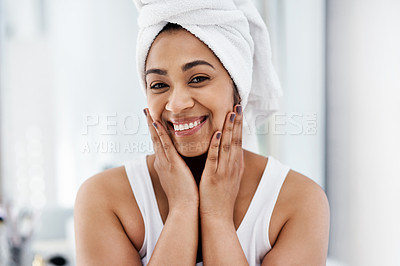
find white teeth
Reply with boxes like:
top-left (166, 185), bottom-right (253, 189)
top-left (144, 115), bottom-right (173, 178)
top-left (173, 119), bottom-right (203, 131)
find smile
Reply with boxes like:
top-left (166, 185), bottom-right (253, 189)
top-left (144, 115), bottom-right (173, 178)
top-left (168, 116), bottom-right (208, 137)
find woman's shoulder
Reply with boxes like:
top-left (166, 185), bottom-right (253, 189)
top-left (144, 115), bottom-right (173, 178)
top-left (76, 155), bottom-right (148, 205)
top-left (263, 168), bottom-right (330, 263)
top-left (75, 165), bottom-right (145, 252)
top-left (243, 149), bottom-right (327, 205)
top-left (242, 150), bottom-right (329, 248)
top-left (242, 150), bottom-right (327, 204)
top-left (76, 166), bottom-right (130, 206)
top-left (269, 167), bottom-right (329, 250)
top-left (280, 169), bottom-right (329, 218)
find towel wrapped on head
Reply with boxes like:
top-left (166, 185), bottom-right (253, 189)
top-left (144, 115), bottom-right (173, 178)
top-left (134, 0), bottom-right (282, 147)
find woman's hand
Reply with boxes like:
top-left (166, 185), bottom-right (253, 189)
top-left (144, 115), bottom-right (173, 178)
top-left (199, 105), bottom-right (244, 222)
top-left (145, 108), bottom-right (199, 211)
top-left (144, 108), bottom-right (199, 265)
top-left (199, 105), bottom-right (248, 265)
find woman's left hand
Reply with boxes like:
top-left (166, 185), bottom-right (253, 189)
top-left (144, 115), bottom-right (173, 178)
top-left (199, 105), bottom-right (244, 222)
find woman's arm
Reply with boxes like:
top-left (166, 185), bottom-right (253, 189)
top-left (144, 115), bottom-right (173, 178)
top-left (201, 216), bottom-right (248, 265)
top-left (262, 171), bottom-right (330, 266)
top-left (145, 109), bottom-right (199, 265)
top-left (74, 173), bottom-right (142, 266)
top-left (147, 206), bottom-right (198, 265)
top-left (200, 105), bottom-right (248, 265)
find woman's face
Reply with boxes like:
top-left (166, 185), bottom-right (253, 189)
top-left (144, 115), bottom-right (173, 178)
top-left (145, 29), bottom-right (235, 157)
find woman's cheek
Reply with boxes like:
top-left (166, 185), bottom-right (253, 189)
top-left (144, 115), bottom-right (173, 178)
top-left (147, 97), bottom-right (163, 120)
top-left (214, 114), bottom-right (226, 131)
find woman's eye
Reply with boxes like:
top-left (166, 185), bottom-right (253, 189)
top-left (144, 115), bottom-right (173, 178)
top-left (190, 76), bottom-right (209, 84)
top-left (150, 83), bottom-right (168, 89)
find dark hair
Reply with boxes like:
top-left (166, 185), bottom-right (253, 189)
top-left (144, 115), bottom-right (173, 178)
top-left (232, 83), bottom-right (241, 105)
top-left (158, 23), bottom-right (241, 106)
top-left (160, 22), bottom-right (184, 34)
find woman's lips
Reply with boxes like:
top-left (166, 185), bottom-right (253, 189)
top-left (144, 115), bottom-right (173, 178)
top-left (168, 116), bottom-right (208, 137)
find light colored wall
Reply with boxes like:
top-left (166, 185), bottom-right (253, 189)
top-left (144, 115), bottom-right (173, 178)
top-left (326, 0), bottom-right (400, 265)
top-left (1, 0), bottom-right (144, 208)
top-left (47, 0), bottom-right (145, 207)
top-left (0, 0), bottom-right (4, 203)
top-left (263, 0), bottom-right (326, 188)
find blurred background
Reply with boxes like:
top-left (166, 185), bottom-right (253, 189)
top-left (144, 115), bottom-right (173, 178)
top-left (0, 0), bottom-right (399, 265)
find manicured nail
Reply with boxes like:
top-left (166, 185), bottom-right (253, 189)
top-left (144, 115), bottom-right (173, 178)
top-left (236, 105), bottom-right (242, 115)
top-left (143, 108), bottom-right (147, 116)
top-left (216, 132), bottom-right (222, 140)
top-left (152, 122), bottom-right (158, 129)
top-left (230, 113), bottom-right (236, 122)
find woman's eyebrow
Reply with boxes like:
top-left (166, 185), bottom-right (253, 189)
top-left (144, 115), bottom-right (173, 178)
top-left (145, 60), bottom-right (214, 76)
top-left (145, 68), bottom-right (167, 76)
top-left (182, 60), bottom-right (215, 72)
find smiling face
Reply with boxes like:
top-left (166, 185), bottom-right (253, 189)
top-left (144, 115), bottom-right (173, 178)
top-left (145, 28), bottom-right (235, 157)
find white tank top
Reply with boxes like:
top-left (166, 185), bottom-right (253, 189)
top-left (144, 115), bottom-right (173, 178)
top-left (124, 155), bottom-right (290, 266)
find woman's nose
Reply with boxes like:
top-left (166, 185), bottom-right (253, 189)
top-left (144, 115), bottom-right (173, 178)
top-left (165, 86), bottom-right (195, 113)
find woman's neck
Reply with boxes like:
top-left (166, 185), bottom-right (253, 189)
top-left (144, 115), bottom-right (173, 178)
top-left (180, 152), bottom-right (208, 187)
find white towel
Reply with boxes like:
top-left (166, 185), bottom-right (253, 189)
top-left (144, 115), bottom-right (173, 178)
top-left (134, 0), bottom-right (282, 130)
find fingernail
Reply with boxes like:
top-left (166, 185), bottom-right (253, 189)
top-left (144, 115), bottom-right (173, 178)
top-left (143, 108), bottom-right (147, 116)
top-left (216, 132), bottom-right (222, 140)
top-left (152, 122), bottom-right (158, 129)
top-left (236, 105), bottom-right (242, 115)
top-left (230, 113), bottom-right (236, 122)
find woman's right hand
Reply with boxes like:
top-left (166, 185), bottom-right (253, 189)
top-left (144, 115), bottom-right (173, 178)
top-left (145, 108), bottom-right (199, 211)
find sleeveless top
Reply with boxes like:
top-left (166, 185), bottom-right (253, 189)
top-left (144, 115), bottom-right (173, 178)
top-left (124, 155), bottom-right (290, 266)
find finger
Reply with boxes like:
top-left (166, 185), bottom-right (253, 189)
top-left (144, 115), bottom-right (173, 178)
top-left (230, 105), bottom-right (243, 167)
top-left (218, 111), bottom-right (236, 171)
top-left (144, 108), bottom-right (166, 161)
top-left (204, 131), bottom-right (222, 174)
top-left (152, 120), bottom-right (181, 163)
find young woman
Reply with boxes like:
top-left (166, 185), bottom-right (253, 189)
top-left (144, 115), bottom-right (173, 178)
top-left (74, 1), bottom-right (329, 265)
